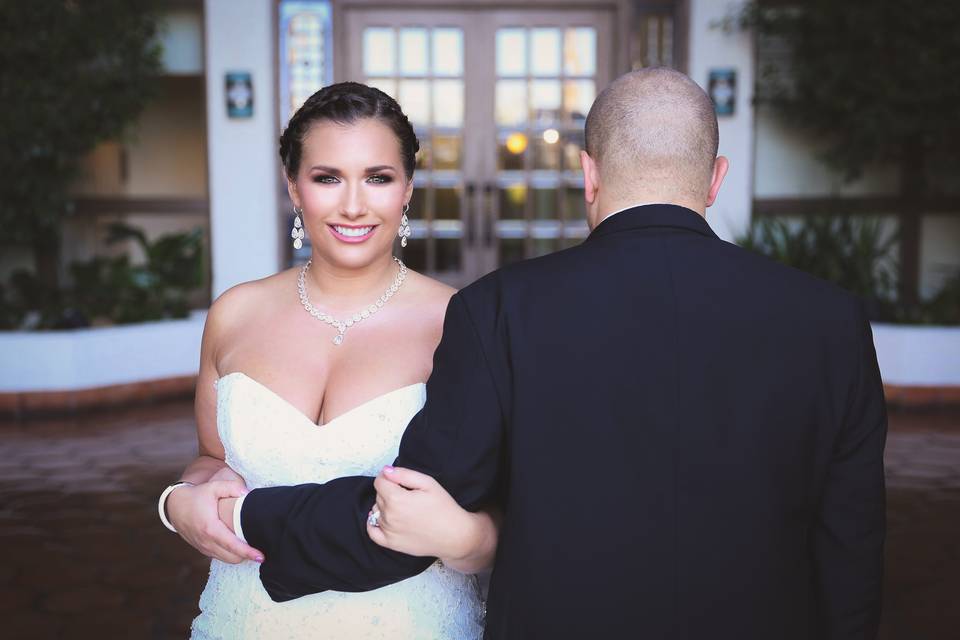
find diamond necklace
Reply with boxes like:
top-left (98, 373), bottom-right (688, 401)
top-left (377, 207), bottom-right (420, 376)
top-left (297, 256), bottom-right (407, 345)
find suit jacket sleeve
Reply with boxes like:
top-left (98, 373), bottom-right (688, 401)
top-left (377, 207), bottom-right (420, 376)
top-left (814, 300), bottom-right (887, 639)
top-left (240, 291), bottom-right (509, 601)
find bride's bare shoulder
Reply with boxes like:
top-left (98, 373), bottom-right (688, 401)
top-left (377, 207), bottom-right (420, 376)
top-left (402, 270), bottom-right (456, 328)
top-left (205, 268), bottom-right (299, 335)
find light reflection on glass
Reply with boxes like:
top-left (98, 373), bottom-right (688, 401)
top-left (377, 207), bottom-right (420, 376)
top-left (496, 80), bottom-right (526, 126)
top-left (433, 79), bottom-right (464, 127)
top-left (363, 28), bottom-right (395, 76)
top-left (399, 80), bottom-right (429, 127)
top-left (530, 28), bottom-right (561, 76)
top-left (564, 28), bottom-right (596, 76)
top-left (564, 130), bottom-right (585, 171)
top-left (399, 28), bottom-right (428, 76)
top-left (432, 135), bottom-right (461, 170)
top-left (564, 79), bottom-right (595, 122)
top-left (500, 184), bottom-right (527, 219)
top-left (530, 79), bottom-right (562, 126)
top-left (533, 139), bottom-right (560, 171)
top-left (496, 29), bottom-right (526, 77)
top-left (433, 28), bottom-right (464, 76)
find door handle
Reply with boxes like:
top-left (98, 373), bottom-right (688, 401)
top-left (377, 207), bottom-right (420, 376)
top-left (483, 183), bottom-right (495, 248)
top-left (465, 183), bottom-right (476, 245)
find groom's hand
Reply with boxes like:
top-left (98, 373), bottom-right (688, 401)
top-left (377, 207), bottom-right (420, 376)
top-left (167, 480), bottom-right (264, 564)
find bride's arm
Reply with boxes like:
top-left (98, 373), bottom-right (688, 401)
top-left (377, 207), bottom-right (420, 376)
top-left (163, 297), bottom-right (262, 564)
top-left (366, 466), bottom-right (501, 574)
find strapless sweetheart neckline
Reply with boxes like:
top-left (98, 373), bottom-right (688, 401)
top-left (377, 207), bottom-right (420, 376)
top-left (216, 371), bottom-right (426, 428)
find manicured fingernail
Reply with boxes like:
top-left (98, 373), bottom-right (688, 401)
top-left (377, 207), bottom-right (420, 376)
top-left (254, 555), bottom-right (264, 563)
top-left (240, 489), bottom-right (249, 496)
top-left (383, 466), bottom-right (395, 474)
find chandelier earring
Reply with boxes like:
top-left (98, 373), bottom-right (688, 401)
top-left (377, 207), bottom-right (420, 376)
top-left (398, 203), bottom-right (412, 248)
top-left (291, 206), bottom-right (305, 250)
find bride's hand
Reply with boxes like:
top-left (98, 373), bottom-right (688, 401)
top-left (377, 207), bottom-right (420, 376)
top-left (167, 479), bottom-right (263, 564)
top-left (209, 465), bottom-right (246, 484)
top-left (367, 467), bottom-right (497, 572)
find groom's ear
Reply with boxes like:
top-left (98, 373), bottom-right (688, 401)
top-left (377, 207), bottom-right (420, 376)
top-left (580, 150), bottom-right (599, 205)
top-left (705, 156), bottom-right (729, 208)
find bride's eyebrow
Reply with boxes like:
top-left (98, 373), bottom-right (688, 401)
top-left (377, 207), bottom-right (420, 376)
top-left (309, 165), bottom-right (342, 174)
top-left (365, 165), bottom-right (396, 173)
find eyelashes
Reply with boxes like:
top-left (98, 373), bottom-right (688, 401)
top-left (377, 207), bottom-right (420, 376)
top-left (311, 174), bottom-right (393, 185)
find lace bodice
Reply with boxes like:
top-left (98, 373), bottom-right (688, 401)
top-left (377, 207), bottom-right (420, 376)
top-left (191, 372), bottom-right (484, 639)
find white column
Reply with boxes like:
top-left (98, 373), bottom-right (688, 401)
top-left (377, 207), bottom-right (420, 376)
top-left (204, 0), bottom-right (280, 298)
top-left (686, 0), bottom-right (755, 243)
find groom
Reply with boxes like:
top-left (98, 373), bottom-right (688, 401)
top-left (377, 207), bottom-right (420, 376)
top-left (227, 68), bottom-right (887, 638)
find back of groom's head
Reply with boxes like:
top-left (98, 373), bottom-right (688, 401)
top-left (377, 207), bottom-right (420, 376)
top-left (584, 67), bottom-right (721, 213)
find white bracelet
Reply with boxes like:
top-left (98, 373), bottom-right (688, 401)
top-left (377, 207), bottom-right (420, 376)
top-left (158, 481), bottom-right (195, 532)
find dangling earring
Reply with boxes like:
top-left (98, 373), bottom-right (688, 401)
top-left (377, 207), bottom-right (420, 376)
top-left (291, 206), bottom-right (305, 250)
top-left (398, 203), bottom-right (411, 248)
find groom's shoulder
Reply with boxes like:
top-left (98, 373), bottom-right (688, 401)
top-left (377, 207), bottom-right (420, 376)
top-left (456, 245), bottom-right (583, 308)
top-left (716, 240), bottom-right (865, 325)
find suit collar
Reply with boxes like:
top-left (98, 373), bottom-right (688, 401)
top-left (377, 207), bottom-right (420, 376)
top-left (586, 203), bottom-right (718, 242)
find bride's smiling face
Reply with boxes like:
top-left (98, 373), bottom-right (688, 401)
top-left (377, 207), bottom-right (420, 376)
top-left (288, 117), bottom-right (413, 270)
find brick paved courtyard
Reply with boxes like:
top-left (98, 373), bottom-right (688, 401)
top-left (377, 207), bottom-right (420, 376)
top-left (0, 401), bottom-right (957, 639)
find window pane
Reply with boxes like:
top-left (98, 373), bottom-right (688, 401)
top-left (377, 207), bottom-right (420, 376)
top-left (499, 238), bottom-right (525, 265)
top-left (564, 28), bottom-right (596, 76)
top-left (435, 238), bottom-right (462, 271)
top-left (435, 186), bottom-right (461, 220)
top-left (533, 188), bottom-right (558, 219)
top-left (433, 135), bottom-right (461, 170)
top-left (409, 187), bottom-right (427, 220)
top-left (399, 28), bottom-right (428, 76)
top-left (530, 28), bottom-right (561, 76)
top-left (433, 28), bottom-right (463, 76)
top-left (402, 238), bottom-right (427, 271)
top-left (433, 79), bottom-right (464, 128)
top-left (496, 28), bottom-right (526, 77)
top-left (565, 187), bottom-right (586, 222)
top-left (564, 79), bottom-right (595, 123)
top-left (367, 77), bottom-right (397, 100)
top-left (363, 28), bottom-right (395, 76)
top-left (564, 130), bottom-right (585, 171)
top-left (399, 79), bottom-right (430, 127)
top-left (531, 238), bottom-right (557, 257)
top-left (498, 133), bottom-right (527, 171)
top-left (496, 80), bottom-right (527, 127)
top-left (530, 80), bottom-right (562, 127)
top-left (533, 136), bottom-right (561, 171)
top-left (499, 184), bottom-right (526, 220)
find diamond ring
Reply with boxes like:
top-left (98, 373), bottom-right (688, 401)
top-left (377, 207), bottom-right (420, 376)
top-left (367, 508), bottom-right (381, 528)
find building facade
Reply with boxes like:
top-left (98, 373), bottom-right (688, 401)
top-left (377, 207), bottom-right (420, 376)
top-left (54, 0), bottom-right (960, 301)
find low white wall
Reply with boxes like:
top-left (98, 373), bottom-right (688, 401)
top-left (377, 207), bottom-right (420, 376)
top-left (0, 312), bottom-right (205, 392)
top-left (1, 315), bottom-right (956, 393)
top-left (872, 323), bottom-right (960, 387)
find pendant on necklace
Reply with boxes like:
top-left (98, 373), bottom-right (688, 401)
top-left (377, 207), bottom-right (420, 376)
top-left (333, 334), bottom-right (344, 346)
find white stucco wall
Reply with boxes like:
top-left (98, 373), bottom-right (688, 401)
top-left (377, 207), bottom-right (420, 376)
top-left (687, 0), bottom-right (755, 243)
top-left (204, 0), bottom-right (280, 297)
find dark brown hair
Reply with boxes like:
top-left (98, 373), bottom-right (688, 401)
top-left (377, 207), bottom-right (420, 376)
top-left (279, 82), bottom-right (420, 179)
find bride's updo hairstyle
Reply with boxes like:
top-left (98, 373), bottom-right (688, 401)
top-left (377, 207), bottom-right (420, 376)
top-left (279, 82), bottom-right (420, 180)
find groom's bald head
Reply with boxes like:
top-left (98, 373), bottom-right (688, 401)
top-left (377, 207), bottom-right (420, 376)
top-left (584, 67), bottom-right (719, 204)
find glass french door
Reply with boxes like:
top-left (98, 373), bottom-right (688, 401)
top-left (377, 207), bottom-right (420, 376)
top-left (345, 7), bottom-right (613, 287)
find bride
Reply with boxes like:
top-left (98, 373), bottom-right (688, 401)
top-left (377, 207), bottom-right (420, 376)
top-left (159, 82), bottom-right (495, 638)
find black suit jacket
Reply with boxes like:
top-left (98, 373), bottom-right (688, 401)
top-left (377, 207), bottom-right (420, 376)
top-left (241, 204), bottom-right (886, 639)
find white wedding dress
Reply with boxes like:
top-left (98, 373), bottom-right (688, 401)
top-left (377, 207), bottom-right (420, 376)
top-left (190, 372), bottom-right (485, 639)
